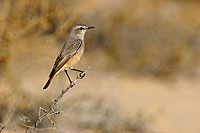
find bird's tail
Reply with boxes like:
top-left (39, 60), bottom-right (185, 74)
top-left (43, 74), bottom-right (56, 89)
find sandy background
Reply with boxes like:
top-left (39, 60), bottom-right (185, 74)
top-left (0, 0), bottom-right (200, 132)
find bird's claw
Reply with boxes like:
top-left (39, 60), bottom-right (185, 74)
top-left (79, 72), bottom-right (85, 79)
top-left (70, 82), bottom-right (75, 87)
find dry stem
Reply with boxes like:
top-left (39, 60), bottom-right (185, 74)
top-left (27, 66), bottom-right (91, 132)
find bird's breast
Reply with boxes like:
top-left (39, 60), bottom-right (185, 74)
top-left (65, 46), bottom-right (84, 67)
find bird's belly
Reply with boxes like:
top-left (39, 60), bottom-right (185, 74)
top-left (65, 48), bottom-right (84, 67)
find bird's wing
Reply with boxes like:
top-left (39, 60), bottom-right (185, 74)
top-left (49, 39), bottom-right (82, 77)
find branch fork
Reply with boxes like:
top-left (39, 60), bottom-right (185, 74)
top-left (27, 66), bottom-right (91, 132)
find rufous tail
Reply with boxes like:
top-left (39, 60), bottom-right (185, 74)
top-left (43, 74), bottom-right (56, 89)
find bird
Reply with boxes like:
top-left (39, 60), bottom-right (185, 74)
top-left (43, 24), bottom-right (95, 89)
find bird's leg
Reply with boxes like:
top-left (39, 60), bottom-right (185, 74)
top-left (70, 67), bottom-right (85, 78)
top-left (70, 67), bottom-right (84, 73)
top-left (64, 70), bottom-right (73, 85)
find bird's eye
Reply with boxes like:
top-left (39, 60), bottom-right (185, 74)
top-left (79, 27), bottom-right (84, 30)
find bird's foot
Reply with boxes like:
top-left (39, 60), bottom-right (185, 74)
top-left (79, 72), bottom-right (85, 79)
top-left (70, 82), bottom-right (75, 87)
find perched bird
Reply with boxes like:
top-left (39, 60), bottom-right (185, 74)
top-left (43, 24), bottom-right (95, 89)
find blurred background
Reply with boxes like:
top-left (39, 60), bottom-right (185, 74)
top-left (0, 0), bottom-right (200, 132)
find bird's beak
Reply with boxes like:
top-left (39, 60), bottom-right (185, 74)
top-left (87, 26), bottom-right (95, 29)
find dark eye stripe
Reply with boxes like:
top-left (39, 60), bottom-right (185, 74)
top-left (80, 27), bottom-right (84, 30)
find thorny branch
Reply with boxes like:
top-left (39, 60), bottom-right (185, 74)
top-left (27, 66), bottom-right (91, 132)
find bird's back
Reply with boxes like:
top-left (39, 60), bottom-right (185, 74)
top-left (49, 38), bottom-right (83, 77)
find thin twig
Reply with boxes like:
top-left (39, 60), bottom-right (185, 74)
top-left (28, 66), bottom-right (91, 132)
top-left (40, 107), bottom-right (61, 133)
top-left (0, 90), bottom-right (22, 132)
top-left (46, 115), bottom-right (61, 133)
top-left (0, 125), bottom-right (5, 133)
top-left (20, 123), bottom-right (56, 131)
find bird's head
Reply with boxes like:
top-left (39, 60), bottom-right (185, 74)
top-left (70, 24), bottom-right (95, 39)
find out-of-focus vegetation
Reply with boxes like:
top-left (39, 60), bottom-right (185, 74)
top-left (0, 0), bottom-right (200, 132)
top-left (1, 0), bottom-right (200, 78)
